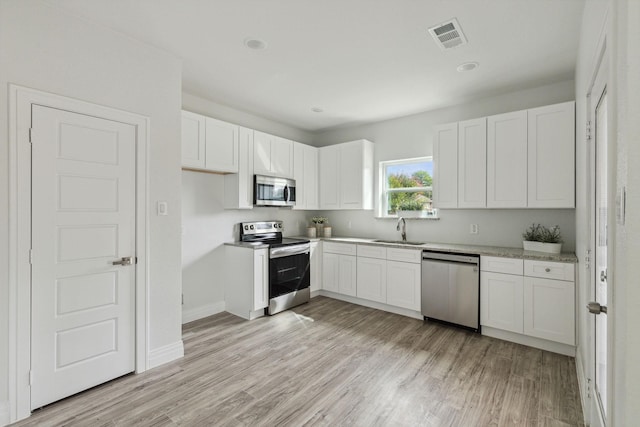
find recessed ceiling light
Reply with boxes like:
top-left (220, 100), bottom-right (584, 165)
top-left (311, 107), bottom-right (324, 113)
top-left (244, 38), bottom-right (267, 50)
top-left (457, 62), bottom-right (479, 72)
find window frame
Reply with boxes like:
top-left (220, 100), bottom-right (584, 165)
top-left (378, 156), bottom-right (435, 218)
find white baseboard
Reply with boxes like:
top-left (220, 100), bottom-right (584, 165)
top-left (0, 400), bottom-right (9, 427)
top-left (318, 290), bottom-right (423, 320)
top-left (147, 341), bottom-right (184, 370)
top-left (576, 349), bottom-right (591, 425)
top-left (482, 326), bottom-right (576, 356)
top-left (182, 301), bottom-right (225, 324)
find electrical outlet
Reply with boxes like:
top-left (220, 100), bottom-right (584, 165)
top-left (470, 224), bottom-right (479, 234)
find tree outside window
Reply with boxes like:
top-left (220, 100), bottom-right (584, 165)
top-left (381, 157), bottom-right (434, 216)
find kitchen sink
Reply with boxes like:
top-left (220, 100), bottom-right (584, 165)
top-left (373, 239), bottom-right (425, 245)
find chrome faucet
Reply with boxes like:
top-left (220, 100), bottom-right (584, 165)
top-left (396, 217), bottom-right (407, 242)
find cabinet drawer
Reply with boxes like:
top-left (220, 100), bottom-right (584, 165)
top-left (323, 241), bottom-right (357, 256)
top-left (481, 256), bottom-right (523, 275)
top-left (386, 248), bottom-right (422, 264)
top-left (524, 260), bottom-right (575, 282)
top-left (357, 244), bottom-right (386, 259)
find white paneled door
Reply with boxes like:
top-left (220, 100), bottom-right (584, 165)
top-left (30, 105), bottom-right (136, 409)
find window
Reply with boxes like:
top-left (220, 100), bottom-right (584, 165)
top-left (380, 157), bottom-right (436, 217)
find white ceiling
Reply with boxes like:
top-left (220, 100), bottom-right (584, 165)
top-left (46, 0), bottom-right (586, 132)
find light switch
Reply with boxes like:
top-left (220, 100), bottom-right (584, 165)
top-left (157, 201), bottom-right (168, 216)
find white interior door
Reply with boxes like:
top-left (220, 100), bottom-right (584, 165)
top-left (30, 104), bottom-right (136, 409)
top-left (588, 51), bottom-right (609, 427)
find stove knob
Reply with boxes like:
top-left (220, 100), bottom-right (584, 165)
top-left (278, 223), bottom-right (283, 228)
top-left (244, 225), bottom-right (248, 230)
top-left (250, 225), bottom-right (254, 230)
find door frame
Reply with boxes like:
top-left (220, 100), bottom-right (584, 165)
top-left (7, 85), bottom-right (150, 422)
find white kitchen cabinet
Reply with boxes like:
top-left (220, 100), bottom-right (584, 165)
top-left (181, 110), bottom-right (206, 169)
top-left (527, 101), bottom-right (575, 208)
top-left (357, 256), bottom-right (387, 303)
top-left (310, 241), bottom-right (322, 293)
top-left (205, 117), bottom-right (239, 173)
top-left (181, 111), bottom-right (239, 173)
top-left (224, 126), bottom-right (254, 209)
top-left (487, 110), bottom-right (528, 208)
top-left (319, 140), bottom-right (374, 210)
top-left (293, 142), bottom-right (319, 210)
top-left (224, 246), bottom-right (268, 320)
top-left (323, 242), bottom-right (357, 296)
top-left (386, 260), bottom-right (421, 311)
top-left (433, 123), bottom-right (458, 208)
top-left (254, 131), bottom-right (293, 178)
top-left (480, 271), bottom-right (524, 333)
top-left (458, 118), bottom-right (487, 208)
top-left (523, 276), bottom-right (575, 345)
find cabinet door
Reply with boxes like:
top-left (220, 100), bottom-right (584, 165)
top-left (523, 277), bottom-right (575, 345)
top-left (322, 252), bottom-right (339, 293)
top-left (181, 111), bottom-right (206, 169)
top-left (204, 117), bottom-right (239, 173)
top-left (386, 261), bottom-right (421, 311)
top-left (253, 131), bottom-right (273, 175)
top-left (480, 271), bottom-right (524, 333)
top-left (252, 249), bottom-right (269, 310)
top-left (303, 145), bottom-right (319, 209)
top-left (310, 241), bottom-right (322, 292)
top-left (224, 126), bottom-right (254, 209)
top-left (433, 123), bottom-right (458, 208)
top-left (271, 136), bottom-right (293, 178)
top-left (319, 145), bottom-right (340, 209)
top-left (527, 101), bottom-right (575, 208)
top-left (338, 255), bottom-right (357, 296)
top-left (293, 142), bottom-right (306, 209)
top-left (340, 141), bottom-right (364, 209)
top-left (357, 257), bottom-right (387, 303)
top-left (487, 110), bottom-right (527, 208)
top-left (458, 118), bottom-right (487, 208)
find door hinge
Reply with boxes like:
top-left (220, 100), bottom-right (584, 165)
top-left (586, 120), bottom-right (592, 141)
top-left (29, 249), bottom-right (33, 264)
top-left (29, 370), bottom-right (34, 386)
top-left (29, 128), bottom-right (33, 144)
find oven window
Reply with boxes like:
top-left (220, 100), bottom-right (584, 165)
top-left (269, 252), bottom-right (310, 298)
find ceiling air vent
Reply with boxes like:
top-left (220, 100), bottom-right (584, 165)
top-left (428, 18), bottom-right (467, 50)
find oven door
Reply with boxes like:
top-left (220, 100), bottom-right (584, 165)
top-left (254, 175), bottom-right (296, 207)
top-left (269, 244), bottom-right (310, 298)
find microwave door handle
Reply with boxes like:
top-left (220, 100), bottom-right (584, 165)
top-left (284, 185), bottom-right (289, 202)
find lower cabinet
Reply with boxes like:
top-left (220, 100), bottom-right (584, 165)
top-left (322, 243), bottom-right (357, 297)
top-left (224, 246), bottom-right (268, 320)
top-left (386, 261), bottom-right (421, 311)
top-left (480, 256), bottom-right (576, 350)
top-left (309, 241), bottom-right (322, 293)
top-left (357, 256), bottom-right (387, 303)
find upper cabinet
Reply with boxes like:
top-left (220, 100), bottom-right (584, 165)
top-left (458, 118), bottom-right (487, 208)
top-left (487, 110), bottom-right (528, 208)
top-left (181, 111), bottom-right (206, 169)
top-left (181, 111), bottom-right (239, 173)
top-left (527, 101), bottom-right (575, 208)
top-left (224, 127), bottom-right (254, 210)
top-left (433, 101), bottom-right (575, 209)
top-left (293, 142), bottom-right (319, 210)
top-left (432, 123), bottom-right (458, 208)
top-left (254, 131), bottom-right (294, 178)
top-left (319, 140), bottom-right (374, 210)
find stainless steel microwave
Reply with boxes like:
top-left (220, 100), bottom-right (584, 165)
top-left (254, 175), bottom-right (296, 207)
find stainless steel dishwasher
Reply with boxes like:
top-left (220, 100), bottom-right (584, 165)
top-left (421, 251), bottom-right (480, 332)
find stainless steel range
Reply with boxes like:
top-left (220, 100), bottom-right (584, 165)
top-left (240, 221), bottom-right (310, 315)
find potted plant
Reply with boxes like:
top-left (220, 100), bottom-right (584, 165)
top-left (311, 216), bottom-right (329, 237)
top-left (395, 199), bottom-right (425, 218)
top-left (522, 224), bottom-right (563, 254)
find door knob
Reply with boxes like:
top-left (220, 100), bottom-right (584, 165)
top-left (587, 301), bottom-right (608, 315)
top-left (113, 256), bottom-right (136, 266)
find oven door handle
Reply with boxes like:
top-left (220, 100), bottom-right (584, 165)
top-left (270, 243), bottom-right (310, 259)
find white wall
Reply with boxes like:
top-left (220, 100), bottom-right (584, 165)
top-left (181, 94), bottom-right (314, 323)
top-left (611, 0), bottom-right (640, 423)
top-left (573, 0), bottom-right (609, 423)
top-left (313, 80), bottom-right (577, 252)
top-left (0, 1), bottom-right (183, 422)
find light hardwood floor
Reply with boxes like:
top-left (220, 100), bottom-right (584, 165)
top-left (14, 296), bottom-right (584, 426)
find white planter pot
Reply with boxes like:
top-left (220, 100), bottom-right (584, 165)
top-left (397, 210), bottom-right (424, 218)
top-left (523, 241), bottom-right (562, 254)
